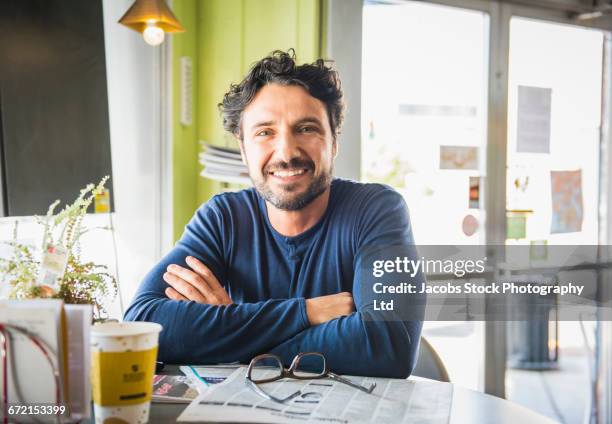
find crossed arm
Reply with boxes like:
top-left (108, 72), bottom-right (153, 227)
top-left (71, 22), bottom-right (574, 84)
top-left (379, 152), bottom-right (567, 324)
top-left (163, 255), bottom-right (354, 326)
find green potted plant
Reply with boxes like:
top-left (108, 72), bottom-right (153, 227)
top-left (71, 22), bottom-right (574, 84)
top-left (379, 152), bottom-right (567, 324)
top-left (0, 177), bottom-right (118, 320)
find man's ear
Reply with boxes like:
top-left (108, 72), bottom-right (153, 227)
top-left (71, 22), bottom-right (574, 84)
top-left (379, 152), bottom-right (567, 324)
top-left (332, 138), bottom-right (339, 159)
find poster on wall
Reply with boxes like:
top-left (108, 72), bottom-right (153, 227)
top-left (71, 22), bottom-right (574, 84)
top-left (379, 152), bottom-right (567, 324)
top-left (462, 214), bottom-right (479, 237)
top-left (469, 176), bottom-right (480, 209)
top-left (550, 170), bottom-right (583, 234)
top-left (439, 146), bottom-right (478, 170)
top-left (507, 211), bottom-right (527, 240)
top-left (516, 85), bottom-right (552, 154)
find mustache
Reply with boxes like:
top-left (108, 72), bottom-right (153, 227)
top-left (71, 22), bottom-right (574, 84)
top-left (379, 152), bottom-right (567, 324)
top-left (264, 157), bottom-right (315, 174)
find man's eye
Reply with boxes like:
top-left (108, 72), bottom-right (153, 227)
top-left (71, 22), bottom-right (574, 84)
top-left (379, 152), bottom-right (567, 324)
top-left (256, 129), bottom-right (271, 137)
top-left (298, 126), bottom-right (316, 133)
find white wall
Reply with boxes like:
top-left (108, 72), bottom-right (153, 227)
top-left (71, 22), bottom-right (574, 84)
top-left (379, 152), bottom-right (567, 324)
top-left (102, 0), bottom-right (168, 315)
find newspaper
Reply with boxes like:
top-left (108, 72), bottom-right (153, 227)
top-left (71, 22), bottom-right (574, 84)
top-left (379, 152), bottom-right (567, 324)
top-left (177, 367), bottom-right (452, 423)
top-left (152, 375), bottom-right (200, 403)
top-left (180, 364), bottom-right (240, 387)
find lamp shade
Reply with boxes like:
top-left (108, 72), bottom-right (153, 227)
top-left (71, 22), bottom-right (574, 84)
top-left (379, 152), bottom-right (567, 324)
top-left (118, 0), bottom-right (184, 33)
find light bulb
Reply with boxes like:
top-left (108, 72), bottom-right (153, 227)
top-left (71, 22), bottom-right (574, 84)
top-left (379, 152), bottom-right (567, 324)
top-left (143, 23), bottom-right (165, 46)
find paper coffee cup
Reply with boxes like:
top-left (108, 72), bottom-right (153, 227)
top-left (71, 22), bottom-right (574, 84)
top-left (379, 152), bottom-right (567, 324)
top-left (91, 322), bottom-right (162, 424)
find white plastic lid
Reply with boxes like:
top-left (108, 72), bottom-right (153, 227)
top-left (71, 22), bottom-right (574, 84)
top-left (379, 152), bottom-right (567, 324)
top-left (91, 321), bottom-right (162, 337)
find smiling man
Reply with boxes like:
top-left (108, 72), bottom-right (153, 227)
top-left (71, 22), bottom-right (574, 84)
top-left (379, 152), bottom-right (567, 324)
top-left (124, 50), bottom-right (424, 378)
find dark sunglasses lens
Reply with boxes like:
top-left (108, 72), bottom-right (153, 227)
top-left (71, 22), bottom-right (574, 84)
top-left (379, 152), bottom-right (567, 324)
top-left (250, 356), bottom-right (283, 382)
top-left (293, 353), bottom-right (326, 377)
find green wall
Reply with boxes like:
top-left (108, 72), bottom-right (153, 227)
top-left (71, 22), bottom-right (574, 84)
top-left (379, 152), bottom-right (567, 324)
top-left (172, 0), bottom-right (199, 241)
top-left (172, 0), bottom-right (323, 241)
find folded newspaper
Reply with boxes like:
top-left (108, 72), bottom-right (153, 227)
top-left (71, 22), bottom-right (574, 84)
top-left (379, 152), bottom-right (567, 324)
top-left (177, 367), bottom-right (452, 423)
top-left (152, 375), bottom-right (200, 403)
top-left (153, 366), bottom-right (239, 403)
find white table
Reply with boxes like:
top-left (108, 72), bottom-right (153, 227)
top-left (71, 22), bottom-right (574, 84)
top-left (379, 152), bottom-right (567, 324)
top-left (447, 382), bottom-right (557, 424)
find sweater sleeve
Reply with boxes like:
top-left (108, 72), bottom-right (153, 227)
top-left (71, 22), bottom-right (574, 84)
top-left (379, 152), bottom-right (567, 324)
top-left (268, 187), bottom-right (425, 378)
top-left (123, 198), bottom-right (310, 364)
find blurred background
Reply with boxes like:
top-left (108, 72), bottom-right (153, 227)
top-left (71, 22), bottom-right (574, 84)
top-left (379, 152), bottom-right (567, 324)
top-left (1, 1), bottom-right (612, 423)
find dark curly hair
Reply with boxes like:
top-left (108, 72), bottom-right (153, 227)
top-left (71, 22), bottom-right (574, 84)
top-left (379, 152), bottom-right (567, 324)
top-left (219, 49), bottom-right (345, 141)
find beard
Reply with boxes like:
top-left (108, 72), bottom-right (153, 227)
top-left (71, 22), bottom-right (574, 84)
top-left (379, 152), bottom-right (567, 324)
top-left (251, 157), bottom-right (333, 211)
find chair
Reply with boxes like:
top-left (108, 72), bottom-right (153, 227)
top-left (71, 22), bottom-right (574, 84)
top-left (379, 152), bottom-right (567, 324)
top-left (411, 336), bottom-right (450, 382)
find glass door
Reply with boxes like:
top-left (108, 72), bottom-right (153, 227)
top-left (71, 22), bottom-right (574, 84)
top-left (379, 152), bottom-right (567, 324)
top-left (503, 15), bottom-right (605, 423)
top-left (361, 0), bottom-right (490, 391)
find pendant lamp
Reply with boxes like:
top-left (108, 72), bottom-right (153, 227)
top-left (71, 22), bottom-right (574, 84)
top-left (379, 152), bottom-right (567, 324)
top-left (118, 0), bottom-right (185, 46)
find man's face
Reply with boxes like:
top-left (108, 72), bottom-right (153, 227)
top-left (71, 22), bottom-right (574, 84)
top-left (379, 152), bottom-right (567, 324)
top-left (239, 83), bottom-right (337, 211)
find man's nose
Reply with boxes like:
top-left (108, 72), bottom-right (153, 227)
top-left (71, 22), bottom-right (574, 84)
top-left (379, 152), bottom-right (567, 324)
top-left (274, 130), bottom-right (300, 162)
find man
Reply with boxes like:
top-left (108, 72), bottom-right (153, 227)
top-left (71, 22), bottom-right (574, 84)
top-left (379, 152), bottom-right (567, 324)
top-left (124, 50), bottom-right (424, 378)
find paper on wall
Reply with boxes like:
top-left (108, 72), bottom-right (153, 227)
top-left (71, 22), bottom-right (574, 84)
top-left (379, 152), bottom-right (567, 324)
top-left (506, 211), bottom-right (527, 240)
top-left (439, 146), bottom-right (478, 170)
top-left (507, 212), bottom-right (527, 240)
top-left (516, 85), bottom-right (552, 154)
top-left (469, 176), bottom-right (480, 209)
top-left (551, 170), bottom-right (583, 233)
top-left (462, 214), bottom-right (479, 237)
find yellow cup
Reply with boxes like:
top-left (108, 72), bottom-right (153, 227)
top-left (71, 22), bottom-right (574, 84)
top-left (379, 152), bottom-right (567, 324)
top-left (91, 322), bottom-right (162, 424)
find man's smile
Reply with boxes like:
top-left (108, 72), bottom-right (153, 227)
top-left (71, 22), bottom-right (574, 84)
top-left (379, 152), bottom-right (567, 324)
top-left (268, 167), bottom-right (312, 183)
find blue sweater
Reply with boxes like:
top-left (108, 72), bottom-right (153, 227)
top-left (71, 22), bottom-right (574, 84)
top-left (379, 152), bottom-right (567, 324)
top-left (124, 179), bottom-right (424, 378)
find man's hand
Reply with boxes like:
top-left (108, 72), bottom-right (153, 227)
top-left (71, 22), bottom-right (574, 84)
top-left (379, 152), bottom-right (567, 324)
top-left (305, 292), bottom-right (355, 326)
top-left (163, 256), bottom-right (232, 305)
